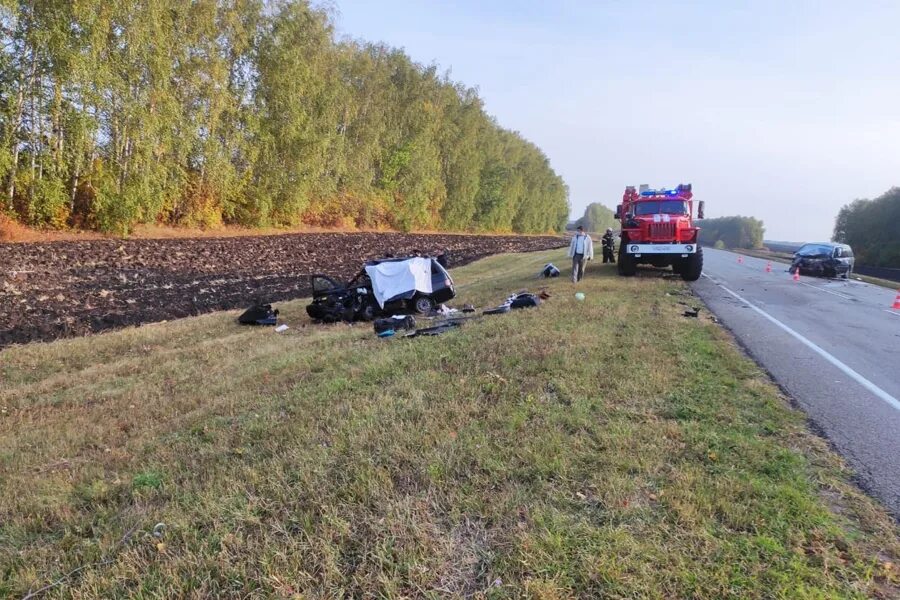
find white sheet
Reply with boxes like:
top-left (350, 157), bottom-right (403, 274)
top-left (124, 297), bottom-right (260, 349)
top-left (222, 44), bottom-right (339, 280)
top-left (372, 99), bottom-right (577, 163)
top-left (364, 258), bottom-right (433, 308)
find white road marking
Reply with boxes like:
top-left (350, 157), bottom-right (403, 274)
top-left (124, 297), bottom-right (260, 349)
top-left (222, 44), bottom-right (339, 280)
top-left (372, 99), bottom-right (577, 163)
top-left (703, 274), bottom-right (900, 413)
top-left (798, 280), bottom-right (853, 300)
top-left (886, 310), bottom-right (900, 317)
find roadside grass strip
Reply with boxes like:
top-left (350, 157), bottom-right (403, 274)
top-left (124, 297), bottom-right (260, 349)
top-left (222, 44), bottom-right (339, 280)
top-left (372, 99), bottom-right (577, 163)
top-left (1, 250), bottom-right (898, 598)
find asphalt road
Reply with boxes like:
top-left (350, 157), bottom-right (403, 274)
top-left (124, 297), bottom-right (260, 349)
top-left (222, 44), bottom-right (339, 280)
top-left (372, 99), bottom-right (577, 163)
top-left (693, 248), bottom-right (900, 517)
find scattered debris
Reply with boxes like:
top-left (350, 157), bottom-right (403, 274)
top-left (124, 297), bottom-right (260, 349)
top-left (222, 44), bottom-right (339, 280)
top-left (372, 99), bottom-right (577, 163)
top-left (435, 304), bottom-right (459, 316)
top-left (575, 292), bottom-right (585, 301)
top-left (404, 321), bottom-right (462, 338)
top-left (540, 263), bottom-right (560, 278)
top-left (274, 324), bottom-right (289, 333)
top-left (238, 303), bottom-right (279, 326)
top-left (374, 315), bottom-right (416, 335)
top-left (509, 292), bottom-right (541, 309)
top-left (683, 307), bottom-right (702, 318)
top-left (483, 304), bottom-right (511, 315)
top-left (481, 291), bottom-right (543, 315)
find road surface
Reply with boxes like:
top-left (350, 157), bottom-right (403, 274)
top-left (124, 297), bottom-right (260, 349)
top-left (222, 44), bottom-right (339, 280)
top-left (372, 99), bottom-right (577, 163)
top-left (693, 248), bottom-right (900, 516)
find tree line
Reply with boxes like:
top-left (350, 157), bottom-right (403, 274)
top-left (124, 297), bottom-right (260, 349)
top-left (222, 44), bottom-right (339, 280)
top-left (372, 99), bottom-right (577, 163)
top-left (698, 216), bottom-right (765, 249)
top-left (832, 187), bottom-right (900, 267)
top-left (0, 0), bottom-right (569, 235)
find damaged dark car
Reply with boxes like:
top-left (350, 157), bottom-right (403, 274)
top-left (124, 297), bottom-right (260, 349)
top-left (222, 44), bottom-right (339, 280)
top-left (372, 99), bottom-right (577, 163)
top-left (306, 256), bottom-right (455, 323)
top-left (790, 242), bottom-right (855, 279)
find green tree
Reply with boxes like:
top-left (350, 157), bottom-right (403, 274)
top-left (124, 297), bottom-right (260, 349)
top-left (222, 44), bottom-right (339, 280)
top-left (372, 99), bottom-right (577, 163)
top-left (698, 216), bottom-right (765, 249)
top-left (0, 0), bottom-right (569, 235)
top-left (832, 188), bottom-right (900, 267)
top-left (576, 202), bottom-right (617, 233)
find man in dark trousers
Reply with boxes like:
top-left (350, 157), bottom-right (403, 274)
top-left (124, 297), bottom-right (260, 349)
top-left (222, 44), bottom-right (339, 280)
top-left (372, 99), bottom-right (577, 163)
top-left (601, 228), bottom-right (616, 263)
top-left (567, 225), bottom-right (593, 282)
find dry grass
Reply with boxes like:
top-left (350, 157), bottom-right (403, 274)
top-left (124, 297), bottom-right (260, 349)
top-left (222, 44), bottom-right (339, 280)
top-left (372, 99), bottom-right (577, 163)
top-left (1, 251), bottom-right (898, 598)
top-left (0, 213), bottom-right (42, 243)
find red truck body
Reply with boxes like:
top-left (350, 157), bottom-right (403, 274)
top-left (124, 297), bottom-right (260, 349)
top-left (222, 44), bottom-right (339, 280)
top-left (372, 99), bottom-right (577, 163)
top-left (615, 183), bottom-right (705, 281)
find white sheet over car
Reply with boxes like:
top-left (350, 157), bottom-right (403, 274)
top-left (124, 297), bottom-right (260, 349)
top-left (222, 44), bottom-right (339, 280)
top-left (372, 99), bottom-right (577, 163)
top-left (364, 258), bottom-right (433, 308)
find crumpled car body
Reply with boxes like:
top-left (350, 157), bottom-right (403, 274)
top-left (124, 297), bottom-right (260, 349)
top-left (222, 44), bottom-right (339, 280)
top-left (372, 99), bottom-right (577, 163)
top-left (790, 242), bottom-right (855, 279)
top-left (306, 256), bottom-right (455, 322)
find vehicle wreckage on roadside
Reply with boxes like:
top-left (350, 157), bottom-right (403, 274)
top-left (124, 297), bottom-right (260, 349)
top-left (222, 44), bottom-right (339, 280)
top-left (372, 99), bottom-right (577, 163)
top-left (790, 242), bottom-right (855, 279)
top-left (306, 255), bottom-right (456, 323)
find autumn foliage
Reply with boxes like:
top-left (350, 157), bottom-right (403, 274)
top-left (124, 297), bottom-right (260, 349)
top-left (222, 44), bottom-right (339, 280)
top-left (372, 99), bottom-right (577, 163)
top-left (0, 1), bottom-right (569, 236)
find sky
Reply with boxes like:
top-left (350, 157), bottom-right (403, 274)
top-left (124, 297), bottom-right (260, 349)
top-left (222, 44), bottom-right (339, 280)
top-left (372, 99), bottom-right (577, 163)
top-left (331, 0), bottom-right (900, 242)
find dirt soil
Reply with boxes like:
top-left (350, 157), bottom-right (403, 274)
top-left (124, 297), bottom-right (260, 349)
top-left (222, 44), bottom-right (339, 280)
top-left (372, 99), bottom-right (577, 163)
top-left (1, 232), bottom-right (565, 348)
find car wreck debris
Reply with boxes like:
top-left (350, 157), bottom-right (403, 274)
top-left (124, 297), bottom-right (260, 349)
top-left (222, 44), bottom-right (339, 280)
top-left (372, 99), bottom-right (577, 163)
top-left (790, 243), bottom-right (855, 279)
top-left (238, 303), bottom-right (279, 326)
top-left (307, 255), bottom-right (455, 323)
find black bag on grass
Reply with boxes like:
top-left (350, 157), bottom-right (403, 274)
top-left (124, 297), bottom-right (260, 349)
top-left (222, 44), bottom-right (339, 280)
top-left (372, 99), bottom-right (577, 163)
top-left (510, 293), bottom-right (540, 309)
top-left (238, 303), bottom-right (279, 326)
top-left (374, 315), bottom-right (416, 334)
top-left (541, 263), bottom-right (560, 278)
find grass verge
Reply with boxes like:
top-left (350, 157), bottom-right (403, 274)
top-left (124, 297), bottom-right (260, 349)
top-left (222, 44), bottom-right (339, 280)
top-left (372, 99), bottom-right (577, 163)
top-left (1, 251), bottom-right (898, 598)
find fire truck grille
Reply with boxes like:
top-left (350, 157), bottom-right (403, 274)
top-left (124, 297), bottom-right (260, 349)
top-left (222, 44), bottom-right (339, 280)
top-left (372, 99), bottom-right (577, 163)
top-left (649, 222), bottom-right (676, 240)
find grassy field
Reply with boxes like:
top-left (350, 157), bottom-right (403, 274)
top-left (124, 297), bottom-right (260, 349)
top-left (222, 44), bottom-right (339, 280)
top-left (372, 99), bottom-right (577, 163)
top-left (1, 251), bottom-right (898, 598)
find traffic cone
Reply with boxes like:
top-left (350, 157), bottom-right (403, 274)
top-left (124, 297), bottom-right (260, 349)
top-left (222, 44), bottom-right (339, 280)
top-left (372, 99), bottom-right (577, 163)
top-left (892, 290), bottom-right (900, 310)
top-left (792, 267), bottom-right (800, 282)
top-left (737, 255), bottom-right (744, 264)
top-left (765, 261), bottom-right (772, 273)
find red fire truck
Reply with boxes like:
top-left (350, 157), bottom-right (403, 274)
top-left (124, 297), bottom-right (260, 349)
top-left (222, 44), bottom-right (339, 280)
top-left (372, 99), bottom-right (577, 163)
top-left (615, 184), bottom-right (705, 281)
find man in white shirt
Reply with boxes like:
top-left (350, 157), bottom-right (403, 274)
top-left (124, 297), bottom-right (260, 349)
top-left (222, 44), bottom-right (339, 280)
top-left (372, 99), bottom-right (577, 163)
top-left (567, 225), bottom-right (594, 283)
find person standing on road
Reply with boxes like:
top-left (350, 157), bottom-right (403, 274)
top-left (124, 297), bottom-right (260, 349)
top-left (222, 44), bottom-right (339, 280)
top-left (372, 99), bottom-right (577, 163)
top-left (601, 228), bottom-right (616, 263)
top-left (567, 225), bottom-right (593, 282)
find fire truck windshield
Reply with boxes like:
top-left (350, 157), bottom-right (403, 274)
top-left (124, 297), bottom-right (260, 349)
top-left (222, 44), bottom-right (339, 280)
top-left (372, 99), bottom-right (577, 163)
top-left (633, 200), bottom-right (687, 216)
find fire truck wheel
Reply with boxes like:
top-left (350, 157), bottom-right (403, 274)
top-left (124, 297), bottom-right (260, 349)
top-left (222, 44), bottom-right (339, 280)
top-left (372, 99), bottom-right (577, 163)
top-left (681, 246), bottom-right (703, 281)
top-left (617, 244), bottom-right (637, 276)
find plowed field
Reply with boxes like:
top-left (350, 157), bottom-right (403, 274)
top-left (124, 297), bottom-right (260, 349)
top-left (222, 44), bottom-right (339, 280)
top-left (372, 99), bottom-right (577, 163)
top-left (1, 232), bottom-right (565, 348)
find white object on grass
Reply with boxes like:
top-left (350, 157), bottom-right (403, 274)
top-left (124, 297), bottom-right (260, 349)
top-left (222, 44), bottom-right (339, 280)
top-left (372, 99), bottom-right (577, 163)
top-left (575, 292), bottom-right (585, 301)
top-left (275, 324), bottom-right (289, 333)
top-left (364, 257), bottom-right (434, 308)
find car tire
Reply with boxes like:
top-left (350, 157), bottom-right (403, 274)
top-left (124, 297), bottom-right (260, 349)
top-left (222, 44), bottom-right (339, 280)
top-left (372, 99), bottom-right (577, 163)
top-left (412, 295), bottom-right (435, 314)
top-left (358, 302), bottom-right (377, 321)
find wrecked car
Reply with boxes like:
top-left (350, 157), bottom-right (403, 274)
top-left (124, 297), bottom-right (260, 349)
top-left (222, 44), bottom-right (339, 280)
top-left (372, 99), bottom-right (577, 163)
top-left (306, 256), bottom-right (455, 323)
top-left (790, 243), bottom-right (855, 279)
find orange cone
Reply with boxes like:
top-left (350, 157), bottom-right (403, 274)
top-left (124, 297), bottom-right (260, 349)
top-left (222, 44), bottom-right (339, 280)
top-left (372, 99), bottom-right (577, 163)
top-left (792, 267), bottom-right (800, 282)
top-left (765, 261), bottom-right (772, 273)
top-left (737, 255), bottom-right (744, 264)
top-left (892, 290), bottom-right (900, 310)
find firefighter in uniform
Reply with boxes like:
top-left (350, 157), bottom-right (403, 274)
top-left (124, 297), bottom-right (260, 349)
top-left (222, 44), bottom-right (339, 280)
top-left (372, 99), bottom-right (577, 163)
top-left (601, 228), bottom-right (616, 263)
